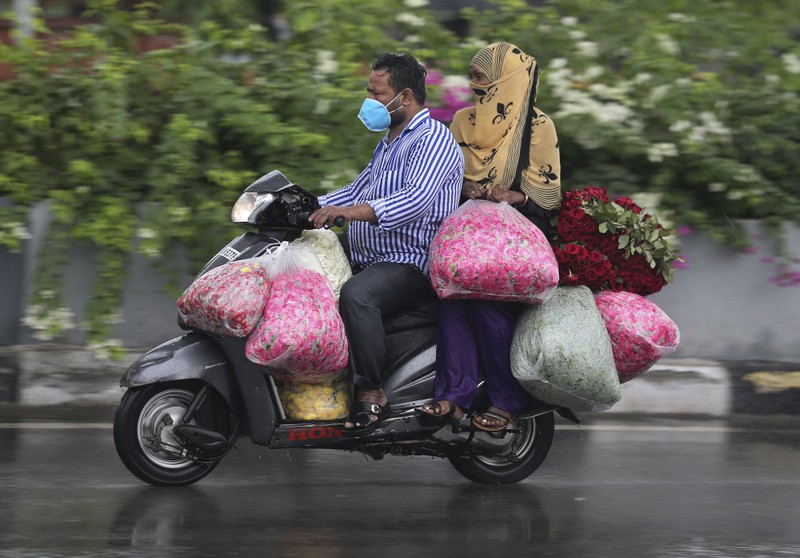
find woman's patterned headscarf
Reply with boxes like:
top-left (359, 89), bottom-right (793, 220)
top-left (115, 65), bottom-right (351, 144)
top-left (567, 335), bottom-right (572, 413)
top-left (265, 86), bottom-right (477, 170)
top-left (450, 42), bottom-right (561, 210)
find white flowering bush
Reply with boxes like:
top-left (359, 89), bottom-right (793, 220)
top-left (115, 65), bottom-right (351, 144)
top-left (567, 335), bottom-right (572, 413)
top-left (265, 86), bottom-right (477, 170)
top-left (455, 0), bottom-right (800, 282)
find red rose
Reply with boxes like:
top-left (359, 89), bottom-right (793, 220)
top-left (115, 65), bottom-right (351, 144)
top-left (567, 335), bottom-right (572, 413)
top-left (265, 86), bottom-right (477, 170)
top-left (614, 196), bottom-right (642, 214)
top-left (551, 185), bottom-right (676, 294)
top-left (561, 273), bottom-right (580, 286)
top-left (584, 186), bottom-right (609, 203)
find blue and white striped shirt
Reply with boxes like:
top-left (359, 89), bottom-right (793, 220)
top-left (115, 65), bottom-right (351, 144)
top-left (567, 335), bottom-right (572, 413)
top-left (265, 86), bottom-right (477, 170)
top-left (319, 108), bottom-right (464, 275)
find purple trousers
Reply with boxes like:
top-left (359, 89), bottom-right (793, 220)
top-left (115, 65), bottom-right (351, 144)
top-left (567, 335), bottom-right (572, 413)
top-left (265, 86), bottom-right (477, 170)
top-left (434, 298), bottom-right (532, 414)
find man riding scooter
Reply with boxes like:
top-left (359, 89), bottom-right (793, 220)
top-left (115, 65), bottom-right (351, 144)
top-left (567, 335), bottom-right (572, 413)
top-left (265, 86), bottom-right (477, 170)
top-left (308, 52), bottom-right (464, 436)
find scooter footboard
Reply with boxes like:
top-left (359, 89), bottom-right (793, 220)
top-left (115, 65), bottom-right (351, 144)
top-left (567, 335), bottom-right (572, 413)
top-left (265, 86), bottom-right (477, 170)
top-left (120, 333), bottom-right (243, 416)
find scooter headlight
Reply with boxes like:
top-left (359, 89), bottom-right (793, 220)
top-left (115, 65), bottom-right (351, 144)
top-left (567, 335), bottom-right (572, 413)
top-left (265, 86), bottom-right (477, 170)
top-left (231, 192), bottom-right (275, 224)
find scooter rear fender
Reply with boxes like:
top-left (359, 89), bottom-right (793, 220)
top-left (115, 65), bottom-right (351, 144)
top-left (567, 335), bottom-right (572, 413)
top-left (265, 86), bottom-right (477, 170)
top-left (120, 333), bottom-right (243, 417)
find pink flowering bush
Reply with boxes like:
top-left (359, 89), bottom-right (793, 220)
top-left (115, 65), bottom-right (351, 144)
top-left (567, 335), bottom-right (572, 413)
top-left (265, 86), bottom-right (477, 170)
top-left (245, 245), bottom-right (348, 382)
top-left (177, 259), bottom-right (270, 337)
top-left (594, 290), bottom-right (680, 383)
top-left (426, 70), bottom-right (473, 123)
top-left (429, 200), bottom-right (559, 304)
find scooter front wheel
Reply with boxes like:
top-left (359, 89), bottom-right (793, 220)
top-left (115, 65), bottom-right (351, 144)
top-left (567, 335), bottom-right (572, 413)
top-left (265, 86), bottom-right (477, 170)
top-left (448, 412), bottom-right (555, 484)
top-left (113, 382), bottom-right (236, 487)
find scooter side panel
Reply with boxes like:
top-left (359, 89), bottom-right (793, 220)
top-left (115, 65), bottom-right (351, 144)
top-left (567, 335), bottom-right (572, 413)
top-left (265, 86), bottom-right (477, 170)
top-left (382, 343), bottom-right (437, 408)
top-left (210, 335), bottom-right (282, 445)
top-left (120, 333), bottom-right (243, 416)
top-left (381, 298), bottom-right (440, 408)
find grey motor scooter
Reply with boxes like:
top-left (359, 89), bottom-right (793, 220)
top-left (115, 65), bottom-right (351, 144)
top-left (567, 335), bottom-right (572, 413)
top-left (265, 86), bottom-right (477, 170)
top-left (113, 170), bottom-right (576, 487)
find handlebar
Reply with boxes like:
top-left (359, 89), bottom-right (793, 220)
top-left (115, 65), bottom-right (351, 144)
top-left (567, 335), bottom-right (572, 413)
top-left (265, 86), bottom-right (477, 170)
top-left (324, 216), bottom-right (346, 229)
top-left (293, 212), bottom-right (345, 230)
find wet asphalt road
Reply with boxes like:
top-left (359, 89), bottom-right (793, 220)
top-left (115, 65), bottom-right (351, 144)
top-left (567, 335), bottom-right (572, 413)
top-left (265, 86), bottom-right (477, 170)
top-left (1, 416), bottom-right (800, 558)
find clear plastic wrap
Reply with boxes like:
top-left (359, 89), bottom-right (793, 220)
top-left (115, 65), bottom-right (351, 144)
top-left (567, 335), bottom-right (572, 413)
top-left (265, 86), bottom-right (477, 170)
top-left (291, 229), bottom-right (352, 301)
top-left (276, 375), bottom-right (353, 420)
top-left (176, 259), bottom-right (270, 337)
top-left (510, 286), bottom-right (621, 412)
top-left (429, 200), bottom-right (559, 304)
top-left (245, 244), bottom-right (349, 382)
top-left (594, 290), bottom-right (680, 383)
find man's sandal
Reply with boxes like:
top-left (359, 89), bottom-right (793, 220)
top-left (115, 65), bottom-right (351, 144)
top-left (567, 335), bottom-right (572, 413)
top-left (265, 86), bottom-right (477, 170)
top-left (342, 401), bottom-right (391, 437)
top-left (472, 408), bottom-right (515, 432)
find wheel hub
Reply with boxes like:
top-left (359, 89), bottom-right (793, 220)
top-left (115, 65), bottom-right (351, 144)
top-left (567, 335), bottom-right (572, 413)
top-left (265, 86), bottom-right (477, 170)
top-left (137, 390), bottom-right (197, 468)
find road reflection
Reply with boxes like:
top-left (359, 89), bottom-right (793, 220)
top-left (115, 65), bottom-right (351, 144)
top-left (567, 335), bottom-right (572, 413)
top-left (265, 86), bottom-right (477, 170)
top-left (2, 420), bottom-right (800, 557)
top-left (106, 481), bottom-right (555, 556)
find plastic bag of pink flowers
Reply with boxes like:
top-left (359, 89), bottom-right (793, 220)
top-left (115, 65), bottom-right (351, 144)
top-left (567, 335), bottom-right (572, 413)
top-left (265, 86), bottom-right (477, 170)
top-left (429, 200), bottom-right (559, 304)
top-left (594, 290), bottom-right (680, 383)
top-left (177, 258), bottom-right (270, 337)
top-left (245, 244), bottom-right (349, 383)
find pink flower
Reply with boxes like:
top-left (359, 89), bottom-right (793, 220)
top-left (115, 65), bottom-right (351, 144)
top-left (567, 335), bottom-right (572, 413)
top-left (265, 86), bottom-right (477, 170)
top-left (428, 107), bottom-right (459, 122)
top-left (426, 69), bottom-right (444, 86)
top-left (769, 270), bottom-right (800, 287)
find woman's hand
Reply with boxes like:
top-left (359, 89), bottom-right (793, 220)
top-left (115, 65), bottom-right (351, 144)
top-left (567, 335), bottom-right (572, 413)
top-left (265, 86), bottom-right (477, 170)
top-left (486, 186), bottom-right (526, 207)
top-left (462, 180), bottom-right (486, 200)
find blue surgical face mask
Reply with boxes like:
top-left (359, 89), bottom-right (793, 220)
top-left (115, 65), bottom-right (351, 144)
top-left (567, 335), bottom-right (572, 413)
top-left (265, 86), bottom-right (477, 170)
top-left (357, 90), bottom-right (404, 132)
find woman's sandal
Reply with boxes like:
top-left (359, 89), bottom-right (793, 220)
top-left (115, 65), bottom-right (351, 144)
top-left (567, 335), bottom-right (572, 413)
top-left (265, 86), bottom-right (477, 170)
top-left (472, 407), bottom-right (515, 432)
top-left (416, 400), bottom-right (463, 425)
top-left (342, 401), bottom-right (391, 437)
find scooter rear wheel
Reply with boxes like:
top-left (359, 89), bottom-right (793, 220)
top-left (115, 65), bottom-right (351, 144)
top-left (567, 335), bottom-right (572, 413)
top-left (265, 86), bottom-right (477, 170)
top-left (448, 412), bottom-right (555, 484)
top-left (113, 382), bottom-right (236, 487)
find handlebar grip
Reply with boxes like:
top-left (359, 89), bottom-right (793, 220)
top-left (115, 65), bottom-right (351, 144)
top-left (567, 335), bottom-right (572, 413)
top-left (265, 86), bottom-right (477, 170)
top-left (324, 216), bottom-right (346, 229)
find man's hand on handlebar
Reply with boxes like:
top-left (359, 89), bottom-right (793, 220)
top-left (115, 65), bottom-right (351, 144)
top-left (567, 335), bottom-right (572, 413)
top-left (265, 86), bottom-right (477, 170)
top-left (309, 205), bottom-right (349, 229)
top-left (309, 203), bottom-right (379, 228)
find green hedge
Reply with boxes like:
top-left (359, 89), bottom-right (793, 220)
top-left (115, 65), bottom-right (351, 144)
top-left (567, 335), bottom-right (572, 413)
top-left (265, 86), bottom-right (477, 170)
top-left (1, 0), bottom-right (798, 355)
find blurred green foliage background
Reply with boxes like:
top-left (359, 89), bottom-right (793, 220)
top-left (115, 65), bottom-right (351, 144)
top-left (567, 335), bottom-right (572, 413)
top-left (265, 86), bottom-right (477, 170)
top-left (1, 0), bottom-right (798, 351)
